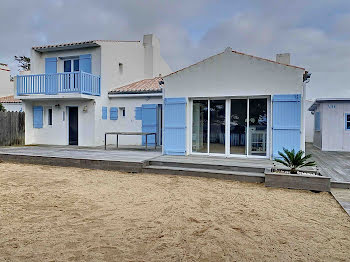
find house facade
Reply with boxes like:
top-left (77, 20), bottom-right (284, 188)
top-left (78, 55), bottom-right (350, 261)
top-left (15, 34), bottom-right (171, 146)
top-left (162, 49), bottom-right (308, 159)
top-left (309, 98), bottom-right (350, 151)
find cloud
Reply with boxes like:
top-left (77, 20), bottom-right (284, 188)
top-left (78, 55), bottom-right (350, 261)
top-left (1, 0), bottom-right (350, 99)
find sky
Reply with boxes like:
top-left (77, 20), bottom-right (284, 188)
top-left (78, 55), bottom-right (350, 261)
top-left (1, 0), bottom-right (350, 99)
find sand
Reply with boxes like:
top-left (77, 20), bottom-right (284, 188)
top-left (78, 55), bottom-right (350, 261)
top-left (0, 162), bottom-right (349, 262)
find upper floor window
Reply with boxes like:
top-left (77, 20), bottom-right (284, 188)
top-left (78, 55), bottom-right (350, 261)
top-left (346, 113), bottom-right (350, 130)
top-left (64, 59), bottom-right (79, 73)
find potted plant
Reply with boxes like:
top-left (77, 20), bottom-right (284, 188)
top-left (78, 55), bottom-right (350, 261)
top-left (265, 148), bottom-right (330, 192)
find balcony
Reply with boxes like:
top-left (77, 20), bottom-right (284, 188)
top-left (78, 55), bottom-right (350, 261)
top-left (16, 72), bottom-right (101, 98)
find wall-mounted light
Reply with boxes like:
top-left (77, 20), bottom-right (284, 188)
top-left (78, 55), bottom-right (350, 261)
top-left (55, 104), bottom-right (60, 109)
top-left (83, 105), bottom-right (88, 112)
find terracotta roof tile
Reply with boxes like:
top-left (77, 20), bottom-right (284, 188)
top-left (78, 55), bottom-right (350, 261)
top-left (0, 95), bottom-right (22, 103)
top-left (32, 40), bottom-right (140, 51)
top-left (109, 77), bottom-right (162, 94)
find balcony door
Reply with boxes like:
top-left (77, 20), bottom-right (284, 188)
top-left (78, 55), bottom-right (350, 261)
top-left (63, 59), bottom-right (79, 91)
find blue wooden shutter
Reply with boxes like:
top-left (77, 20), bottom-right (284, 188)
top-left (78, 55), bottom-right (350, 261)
top-left (102, 106), bottom-right (107, 120)
top-left (33, 106), bottom-right (43, 128)
top-left (45, 57), bottom-right (57, 74)
top-left (314, 112), bottom-right (321, 131)
top-left (110, 107), bottom-right (118, 120)
top-left (272, 94), bottom-right (301, 158)
top-left (164, 98), bottom-right (186, 155)
top-left (142, 104), bottom-right (158, 145)
top-left (45, 57), bottom-right (58, 95)
top-left (79, 54), bottom-right (92, 73)
top-left (135, 107), bottom-right (142, 120)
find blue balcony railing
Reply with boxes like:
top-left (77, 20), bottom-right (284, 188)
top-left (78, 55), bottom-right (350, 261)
top-left (16, 72), bottom-right (101, 96)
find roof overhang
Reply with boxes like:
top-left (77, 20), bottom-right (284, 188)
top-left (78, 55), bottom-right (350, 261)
top-left (33, 42), bottom-right (100, 53)
top-left (308, 98), bottom-right (350, 111)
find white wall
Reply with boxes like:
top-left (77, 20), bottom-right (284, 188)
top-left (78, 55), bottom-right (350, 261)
top-left (305, 100), bottom-right (315, 143)
top-left (3, 103), bottom-right (23, 112)
top-left (105, 96), bottom-right (162, 146)
top-left (25, 100), bottom-right (95, 146)
top-left (320, 102), bottom-right (350, 151)
top-left (0, 64), bottom-right (12, 97)
top-left (164, 50), bottom-right (306, 157)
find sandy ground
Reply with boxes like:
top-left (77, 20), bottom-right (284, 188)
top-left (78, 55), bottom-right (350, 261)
top-left (0, 162), bottom-right (350, 262)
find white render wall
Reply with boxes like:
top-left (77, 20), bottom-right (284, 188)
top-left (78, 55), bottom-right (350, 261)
top-left (104, 96), bottom-right (163, 146)
top-left (164, 50), bottom-right (306, 157)
top-left (3, 103), bottom-right (23, 112)
top-left (24, 100), bottom-right (96, 146)
top-left (0, 64), bottom-right (12, 97)
top-left (305, 100), bottom-right (315, 143)
top-left (316, 102), bottom-right (350, 151)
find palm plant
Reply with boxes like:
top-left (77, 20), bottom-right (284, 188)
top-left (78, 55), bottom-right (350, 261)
top-left (275, 148), bottom-right (316, 174)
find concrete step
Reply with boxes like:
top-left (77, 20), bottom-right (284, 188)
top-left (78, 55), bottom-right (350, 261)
top-left (146, 160), bottom-right (265, 173)
top-left (143, 165), bottom-right (265, 183)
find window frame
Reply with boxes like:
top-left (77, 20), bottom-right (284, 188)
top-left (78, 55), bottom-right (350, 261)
top-left (48, 108), bottom-right (53, 126)
top-left (346, 113), bottom-right (350, 131)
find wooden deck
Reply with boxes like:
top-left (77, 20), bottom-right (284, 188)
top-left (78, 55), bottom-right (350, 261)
top-left (306, 143), bottom-right (350, 182)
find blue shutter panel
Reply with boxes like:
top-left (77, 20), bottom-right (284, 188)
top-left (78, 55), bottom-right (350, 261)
top-left (33, 106), bottom-right (43, 128)
top-left (164, 98), bottom-right (186, 155)
top-left (142, 104), bottom-right (158, 145)
top-left (102, 106), bottom-right (107, 120)
top-left (110, 107), bottom-right (118, 120)
top-left (45, 58), bottom-right (57, 74)
top-left (135, 107), bottom-right (142, 120)
top-left (79, 54), bottom-right (92, 73)
top-left (272, 94), bottom-right (301, 158)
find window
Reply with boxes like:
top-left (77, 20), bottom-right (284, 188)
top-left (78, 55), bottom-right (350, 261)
top-left (48, 108), bottom-right (53, 126)
top-left (120, 107), bottom-right (126, 117)
top-left (119, 63), bottom-right (123, 74)
top-left (346, 114), bottom-right (350, 130)
top-left (315, 111), bottom-right (321, 131)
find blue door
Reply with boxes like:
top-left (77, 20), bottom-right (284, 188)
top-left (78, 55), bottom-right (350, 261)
top-left (163, 98), bottom-right (186, 155)
top-left (45, 57), bottom-right (58, 94)
top-left (272, 94), bottom-right (301, 158)
top-left (142, 104), bottom-right (158, 146)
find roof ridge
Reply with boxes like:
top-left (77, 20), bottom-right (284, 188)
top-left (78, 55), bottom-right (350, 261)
top-left (164, 49), bottom-right (305, 78)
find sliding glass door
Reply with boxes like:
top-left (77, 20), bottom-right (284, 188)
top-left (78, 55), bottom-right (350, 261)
top-left (209, 100), bottom-right (226, 154)
top-left (191, 97), bottom-right (268, 157)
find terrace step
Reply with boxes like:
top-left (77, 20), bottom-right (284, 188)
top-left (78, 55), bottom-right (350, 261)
top-left (143, 165), bottom-right (265, 183)
top-left (146, 160), bottom-right (265, 173)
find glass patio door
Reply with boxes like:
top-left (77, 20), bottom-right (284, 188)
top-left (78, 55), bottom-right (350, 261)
top-left (248, 98), bottom-right (267, 156)
top-left (209, 100), bottom-right (226, 154)
top-left (192, 100), bottom-right (208, 153)
top-left (230, 99), bottom-right (247, 155)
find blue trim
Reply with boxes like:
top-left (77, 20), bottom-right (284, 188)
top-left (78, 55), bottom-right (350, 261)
top-left (272, 94), bottom-right (301, 102)
top-left (102, 106), bottom-right (107, 120)
top-left (110, 107), bottom-right (118, 120)
top-left (33, 106), bottom-right (43, 128)
top-left (346, 113), bottom-right (350, 130)
top-left (142, 104), bottom-right (158, 146)
top-left (272, 94), bottom-right (301, 159)
top-left (79, 54), bottom-right (92, 73)
top-left (315, 112), bottom-right (321, 131)
top-left (135, 107), bottom-right (142, 120)
top-left (163, 97), bottom-right (187, 155)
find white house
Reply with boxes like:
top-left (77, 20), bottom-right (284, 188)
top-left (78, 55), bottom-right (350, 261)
top-left (0, 63), bottom-right (12, 97)
top-left (308, 98), bottom-right (350, 151)
top-left (14, 34), bottom-right (171, 146)
top-left (0, 95), bottom-right (23, 112)
top-left (162, 49), bottom-right (308, 159)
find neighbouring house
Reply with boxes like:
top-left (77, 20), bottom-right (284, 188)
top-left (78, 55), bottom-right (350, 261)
top-left (14, 34), bottom-right (171, 146)
top-left (0, 95), bottom-right (23, 112)
top-left (0, 63), bottom-right (12, 97)
top-left (308, 98), bottom-right (350, 151)
top-left (162, 49), bottom-right (309, 159)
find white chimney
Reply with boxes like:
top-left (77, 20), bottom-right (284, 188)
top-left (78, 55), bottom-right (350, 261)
top-left (276, 53), bottom-right (290, 64)
top-left (143, 34), bottom-right (160, 78)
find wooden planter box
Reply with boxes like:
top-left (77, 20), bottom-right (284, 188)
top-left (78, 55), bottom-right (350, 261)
top-left (265, 168), bottom-right (331, 192)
